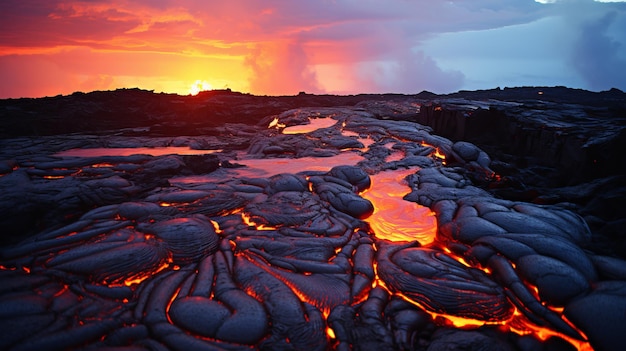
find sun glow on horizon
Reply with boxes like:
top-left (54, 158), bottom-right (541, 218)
top-left (1, 0), bottom-right (625, 99)
top-left (189, 80), bottom-right (213, 95)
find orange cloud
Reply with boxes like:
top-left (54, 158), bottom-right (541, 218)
top-left (4, 0), bottom-right (621, 98)
top-left (1, 0), bottom-right (461, 97)
top-left (245, 40), bottom-right (321, 95)
top-left (0, 45), bottom-right (251, 97)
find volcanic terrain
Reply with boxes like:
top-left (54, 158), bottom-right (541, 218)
top-left (1, 87), bottom-right (625, 351)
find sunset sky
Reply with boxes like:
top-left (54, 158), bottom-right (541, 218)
top-left (1, 0), bottom-right (625, 98)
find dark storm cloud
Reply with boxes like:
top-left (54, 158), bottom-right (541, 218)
top-left (570, 10), bottom-right (626, 90)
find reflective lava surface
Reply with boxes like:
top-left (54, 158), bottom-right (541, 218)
top-left (56, 146), bottom-right (222, 157)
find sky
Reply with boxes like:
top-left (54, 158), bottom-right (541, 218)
top-left (1, 0), bottom-right (625, 98)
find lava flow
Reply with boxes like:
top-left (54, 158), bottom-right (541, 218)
top-left (0, 102), bottom-right (620, 351)
top-left (362, 168), bottom-right (437, 245)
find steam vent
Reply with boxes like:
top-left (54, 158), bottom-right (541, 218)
top-left (1, 88), bottom-right (626, 351)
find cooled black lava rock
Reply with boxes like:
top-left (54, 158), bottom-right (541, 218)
top-left (0, 89), bottom-right (625, 351)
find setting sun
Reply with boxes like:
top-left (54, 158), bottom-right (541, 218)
top-left (189, 80), bottom-right (212, 95)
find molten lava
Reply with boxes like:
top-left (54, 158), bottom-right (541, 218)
top-left (233, 152), bottom-right (364, 178)
top-left (363, 168), bottom-right (437, 245)
top-left (268, 116), bottom-right (338, 134)
top-left (373, 253), bottom-right (592, 351)
top-left (55, 147), bottom-right (221, 157)
top-left (268, 117), bottom-right (286, 129)
top-left (240, 211), bottom-right (278, 230)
